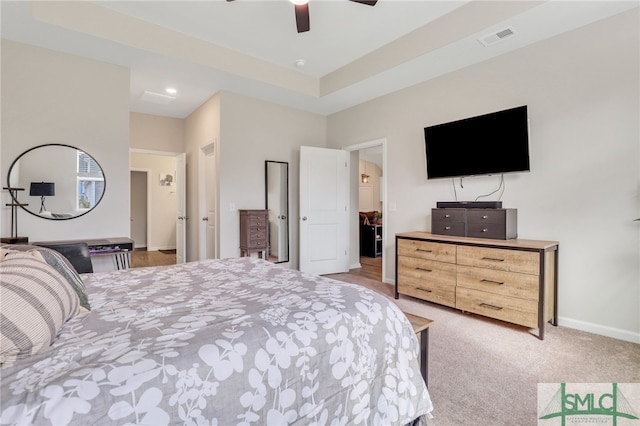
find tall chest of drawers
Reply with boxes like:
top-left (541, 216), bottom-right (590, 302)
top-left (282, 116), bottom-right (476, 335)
top-left (395, 232), bottom-right (558, 339)
top-left (239, 209), bottom-right (269, 258)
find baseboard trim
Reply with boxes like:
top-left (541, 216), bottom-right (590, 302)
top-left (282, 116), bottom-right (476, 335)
top-left (147, 246), bottom-right (177, 252)
top-left (349, 262), bottom-right (362, 270)
top-left (558, 316), bottom-right (640, 344)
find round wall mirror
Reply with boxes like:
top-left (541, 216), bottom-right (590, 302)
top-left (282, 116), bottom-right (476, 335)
top-left (7, 144), bottom-right (106, 220)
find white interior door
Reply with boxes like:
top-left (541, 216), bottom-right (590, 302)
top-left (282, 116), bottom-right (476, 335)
top-left (299, 146), bottom-right (349, 275)
top-left (176, 153), bottom-right (186, 264)
top-left (199, 142), bottom-right (217, 260)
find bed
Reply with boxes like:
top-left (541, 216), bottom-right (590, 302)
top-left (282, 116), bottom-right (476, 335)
top-left (0, 246), bottom-right (433, 425)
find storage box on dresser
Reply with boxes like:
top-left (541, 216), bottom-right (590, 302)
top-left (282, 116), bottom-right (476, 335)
top-left (431, 208), bottom-right (517, 240)
top-left (395, 232), bottom-right (559, 339)
top-left (239, 209), bottom-right (269, 258)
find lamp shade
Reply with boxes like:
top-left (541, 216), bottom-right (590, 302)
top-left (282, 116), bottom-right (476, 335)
top-left (30, 182), bottom-right (55, 197)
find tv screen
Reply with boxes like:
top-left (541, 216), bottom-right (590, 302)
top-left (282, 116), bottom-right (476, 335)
top-left (424, 105), bottom-right (530, 180)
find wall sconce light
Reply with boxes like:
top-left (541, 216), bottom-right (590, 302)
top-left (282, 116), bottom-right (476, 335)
top-left (361, 174), bottom-right (370, 183)
top-left (30, 182), bottom-right (55, 213)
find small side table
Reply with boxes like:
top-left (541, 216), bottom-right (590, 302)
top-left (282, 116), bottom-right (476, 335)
top-left (403, 312), bottom-right (434, 387)
top-left (239, 209), bottom-right (269, 259)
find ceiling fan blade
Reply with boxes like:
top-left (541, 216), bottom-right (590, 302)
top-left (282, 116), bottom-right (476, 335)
top-left (349, 0), bottom-right (378, 5)
top-left (295, 3), bottom-right (310, 33)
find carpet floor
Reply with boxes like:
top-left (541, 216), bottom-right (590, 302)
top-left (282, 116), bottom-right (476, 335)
top-left (325, 272), bottom-right (640, 426)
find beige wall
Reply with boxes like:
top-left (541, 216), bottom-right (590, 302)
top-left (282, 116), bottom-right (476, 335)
top-left (1, 40), bottom-right (130, 242)
top-left (328, 10), bottom-right (639, 341)
top-left (217, 92), bottom-right (326, 268)
top-left (129, 113), bottom-right (185, 252)
top-left (184, 93), bottom-right (221, 262)
top-left (130, 112), bottom-right (185, 153)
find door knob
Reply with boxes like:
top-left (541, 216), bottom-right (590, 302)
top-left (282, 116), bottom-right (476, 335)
top-left (302, 216), bottom-right (308, 221)
top-left (202, 217), bottom-right (208, 221)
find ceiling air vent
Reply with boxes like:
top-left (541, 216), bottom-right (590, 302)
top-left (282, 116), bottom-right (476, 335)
top-left (478, 26), bottom-right (516, 47)
top-left (139, 90), bottom-right (176, 105)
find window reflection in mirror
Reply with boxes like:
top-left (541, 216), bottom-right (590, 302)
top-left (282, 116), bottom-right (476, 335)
top-left (265, 161), bottom-right (289, 263)
top-left (7, 144), bottom-right (105, 220)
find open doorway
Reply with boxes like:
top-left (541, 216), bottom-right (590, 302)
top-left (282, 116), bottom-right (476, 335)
top-left (130, 150), bottom-right (182, 267)
top-left (130, 170), bottom-right (149, 249)
top-left (344, 139), bottom-right (386, 283)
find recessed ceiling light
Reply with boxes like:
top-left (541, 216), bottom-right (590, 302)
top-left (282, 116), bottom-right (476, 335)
top-left (165, 87), bottom-right (177, 95)
top-left (295, 59), bottom-right (306, 68)
top-left (289, 0), bottom-right (309, 5)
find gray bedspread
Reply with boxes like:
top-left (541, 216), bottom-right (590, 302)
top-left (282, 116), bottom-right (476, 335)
top-left (0, 257), bottom-right (432, 425)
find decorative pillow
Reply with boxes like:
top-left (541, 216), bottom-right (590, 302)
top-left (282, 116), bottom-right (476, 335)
top-left (0, 245), bottom-right (90, 310)
top-left (0, 254), bottom-right (80, 367)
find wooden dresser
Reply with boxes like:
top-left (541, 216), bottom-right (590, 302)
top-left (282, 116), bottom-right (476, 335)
top-left (395, 231), bottom-right (558, 339)
top-left (239, 209), bottom-right (269, 258)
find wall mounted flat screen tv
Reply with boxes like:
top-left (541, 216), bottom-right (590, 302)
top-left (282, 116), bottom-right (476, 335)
top-left (424, 105), bottom-right (530, 180)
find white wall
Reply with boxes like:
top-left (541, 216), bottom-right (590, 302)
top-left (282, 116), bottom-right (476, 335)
top-left (1, 40), bottom-right (130, 242)
top-left (217, 92), bottom-right (327, 268)
top-left (184, 93), bottom-right (221, 262)
top-left (328, 10), bottom-right (640, 342)
top-left (184, 91), bottom-right (327, 267)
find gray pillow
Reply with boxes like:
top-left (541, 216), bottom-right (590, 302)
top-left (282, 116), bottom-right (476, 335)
top-left (1, 245), bottom-right (91, 310)
top-left (0, 253), bottom-right (80, 367)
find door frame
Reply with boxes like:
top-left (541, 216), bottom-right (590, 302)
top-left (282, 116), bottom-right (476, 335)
top-left (343, 138), bottom-right (387, 283)
top-left (129, 168), bottom-right (152, 250)
top-left (129, 148), bottom-right (185, 257)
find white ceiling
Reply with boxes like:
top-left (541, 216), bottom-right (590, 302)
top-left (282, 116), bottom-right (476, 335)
top-left (1, 1), bottom-right (637, 119)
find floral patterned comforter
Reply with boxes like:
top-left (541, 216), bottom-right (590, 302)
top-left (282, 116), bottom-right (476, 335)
top-left (0, 257), bottom-right (433, 425)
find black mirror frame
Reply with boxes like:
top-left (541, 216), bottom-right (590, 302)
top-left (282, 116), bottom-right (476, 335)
top-left (265, 160), bottom-right (290, 264)
top-left (7, 143), bottom-right (106, 221)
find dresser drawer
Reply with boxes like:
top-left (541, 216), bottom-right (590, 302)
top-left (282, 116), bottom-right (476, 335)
top-left (456, 265), bottom-right (538, 300)
top-left (398, 256), bottom-right (456, 286)
top-left (248, 216), bottom-right (268, 227)
top-left (397, 256), bottom-right (456, 307)
top-left (466, 209), bottom-right (517, 240)
top-left (466, 209), bottom-right (506, 224)
top-left (431, 220), bottom-right (466, 237)
top-left (466, 223), bottom-right (509, 240)
top-left (432, 208), bottom-right (466, 223)
top-left (457, 245), bottom-right (539, 275)
top-left (398, 280), bottom-right (456, 307)
top-left (249, 229), bottom-right (267, 241)
top-left (456, 287), bottom-right (538, 328)
top-left (397, 239), bottom-right (456, 263)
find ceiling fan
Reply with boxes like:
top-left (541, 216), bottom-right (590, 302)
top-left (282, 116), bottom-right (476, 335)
top-left (226, 0), bottom-right (378, 33)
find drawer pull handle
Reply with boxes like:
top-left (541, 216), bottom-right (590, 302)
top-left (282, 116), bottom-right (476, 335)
top-left (481, 228), bottom-right (488, 232)
top-left (481, 279), bottom-right (504, 285)
top-left (416, 249), bottom-right (433, 253)
top-left (481, 257), bottom-right (504, 262)
top-left (445, 226), bottom-right (451, 230)
top-left (482, 215), bottom-right (489, 219)
top-left (479, 303), bottom-right (503, 311)
top-left (416, 267), bottom-right (432, 272)
top-left (444, 214), bottom-right (450, 218)
top-left (416, 288), bottom-right (432, 293)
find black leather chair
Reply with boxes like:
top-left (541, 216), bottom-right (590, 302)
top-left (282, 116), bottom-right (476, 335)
top-left (34, 242), bottom-right (94, 274)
